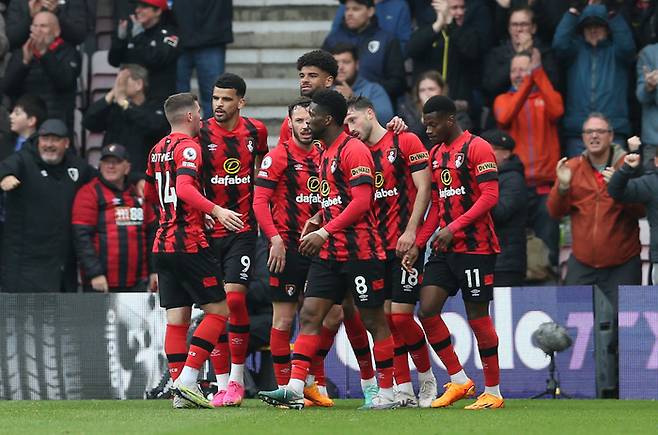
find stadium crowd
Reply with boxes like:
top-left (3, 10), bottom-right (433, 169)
top-left (0, 0), bottom-right (656, 404)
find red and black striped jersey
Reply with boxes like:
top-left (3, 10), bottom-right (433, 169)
top-left (72, 177), bottom-right (156, 288)
top-left (319, 132), bottom-right (385, 261)
top-left (428, 130), bottom-right (500, 254)
top-left (254, 139), bottom-right (321, 248)
top-left (370, 131), bottom-right (429, 252)
top-left (199, 116), bottom-right (268, 238)
top-left (146, 132), bottom-right (208, 253)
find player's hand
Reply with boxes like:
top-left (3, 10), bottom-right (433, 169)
top-left (268, 235), bottom-right (287, 274)
top-left (41, 0), bottom-right (58, 12)
top-left (299, 228), bottom-right (329, 257)
top-left (556, 157), bottom-right (572, 191)
top-left (385, 116), bottom-right (408, 134)
top-left (203, 214), bottom-right (214, 230)
top-left (627, 136), bottom-right (642, 153)
top-left (601, 167), bottom-right (615, 184)
top-left (432, 227), bottom-right (454, 252)
top-left (0, 175), bottom-right (21, 192)
top-left (301, 212), bottom-right (322, 238)
top-left (402, 245), bottom-right (419, 273)
top-left (91, 275), bottom-right (109, 293)
top-left (396, 229), bottom-right (416, 258)
top-left (210, 205), bottom-right (243, 232)
top-left (624, 153), bottom-right (641, 168)
top-left (147, 273), bottom-right (158, 293)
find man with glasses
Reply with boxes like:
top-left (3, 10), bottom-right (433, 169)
top-left (547, 112), bottom-right (643, 398)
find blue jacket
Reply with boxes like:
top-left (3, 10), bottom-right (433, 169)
top-left (331, 0), bottom-right (411, 56)
top-left (552, 5), bottom-right (635, 137)
top-left (351, 76), bottom-right (394, 123)
top-left (636, 43), bottom-right (658, 145)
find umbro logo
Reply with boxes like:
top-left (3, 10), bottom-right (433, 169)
top-left (294, 163), bottom-right (303, 171)
top-left (208, 143), bottom-right (218, 152)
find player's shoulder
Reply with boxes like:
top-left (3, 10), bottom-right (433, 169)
top-left (243, 116), bottom-right (267, 131)
top-left (468, 133), bottom-right (494, 151)
top-left (262, 142), bottom-right (287, 164)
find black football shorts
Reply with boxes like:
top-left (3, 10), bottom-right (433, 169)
top-left (384, 250), bottom-right (425, 305)
top-left (210, 231), bottom-right (257, 286)
top-left (269, 248), bottom-right (311, 303)
top-left (422, 251), bottom-right (496, 302)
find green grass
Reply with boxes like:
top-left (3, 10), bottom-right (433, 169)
top-left (0, 399), bottom-right (657, 435)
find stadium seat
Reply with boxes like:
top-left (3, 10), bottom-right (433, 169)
top-left (90, 50), bottom-right (118, 103)
top-left (95, 17), bottom-right (114, 51)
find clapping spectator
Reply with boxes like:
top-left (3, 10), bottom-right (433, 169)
top-left (493, 51), bottom-right (563, 266)
top-left (6, 0), bottom-right (89, 49)
top-left (82, 64), bottom-right (168, 174)
top-left (331, 43), bottom-right (394, 123)
top-left (3, 11), bottom-right (81, 131)
top-left (635, 38), bottom-right (658, 171)
top-left (109, 0), bottom-right (180, 105)
top-left (322, 0), bottom-right (406, 100)
top-left (552, 2), bottom-right (635, 157)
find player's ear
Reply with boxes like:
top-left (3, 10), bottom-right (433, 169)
top-left (287, 116), bottom-right (292, 130)
top-left (238, 97), bottom-right (246, 110)
top-left (326, 75), bottom-right (335, 88)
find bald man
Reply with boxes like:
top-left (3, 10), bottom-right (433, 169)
top-left (3, 10), bottom-right (81, 131)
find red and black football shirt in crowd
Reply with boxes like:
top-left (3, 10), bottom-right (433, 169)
top-left (72, 177), bottom-right (156, 288)
top-left (370, 131), bottom-right (429, 253)
top-left (422, 130), bottom-right (500, 254)
top-left (319, 131), bottom-right (385, 261)
top-left (145, 132), bottom-right (209, 253)
top-left (254, 139), bottom-right (321, 248)
top-left (199, 116), bottom-right (268, 238)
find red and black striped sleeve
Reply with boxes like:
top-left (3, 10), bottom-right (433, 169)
top-left (470, 137), bottom-right (499, 184)
top-left (342, 139), bottom-right (375, 187)
top-left (400, 133), bottom-right (429, 173)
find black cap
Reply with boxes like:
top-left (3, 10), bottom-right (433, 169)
top-left (481, 129), bottom-right (515, 151)
top-left (340, 0), bottom-right (374, 6)
top-left (100, 144), bottom-right (129, 161)
top-left (38, 119), bottom-right (68, 137)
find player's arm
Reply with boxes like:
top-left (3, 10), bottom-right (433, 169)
top-left (403, 186), bottom-right (438, 272)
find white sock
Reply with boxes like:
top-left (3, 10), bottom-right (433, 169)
top-left (418, 369), bottom-right (435, 383)
top-left (318, 385), bottom-right (328, 396)
top-left (228, 363), bottom-right (244, 385)
top-left (305, 374), bottom-right (316, 387)
top-left (288, 378), bottom-right (305, 396)
top-left (484, 385), bottom-right (501, 398)
top-left (450, 369), bottom-right (469, 385)
top-left (216, 373), bottom-right (229, 391)
top-left (379, 387), bottom-right (395, 401)
top-left (361, 376), bottom-right (377, 391)
top-left (177, 366), bottom-right (199, 386)
top-left (398, 382), bottom-right (414, 395)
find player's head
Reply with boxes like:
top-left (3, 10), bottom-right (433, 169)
top-left (10, 94), bottom-right (47, 137)
top-left (287, 97), bottom-right (313, 146)
top-left (422, 95), bottom-right (457, 145)
top-left (164, 92), bottom-right (201, 135)
top-left (297, 50), bottom-right (338, 97)
top-left (345, 96), bottom-right (378, 143)
top-left (309, 89), bottom-right (347, 139)
top-left (212, 73), bottom-right (246, 123)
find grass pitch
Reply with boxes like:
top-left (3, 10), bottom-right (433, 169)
top-left (1, 399), bottom-right (657, 435)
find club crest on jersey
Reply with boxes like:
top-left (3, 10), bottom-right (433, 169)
top-left (285, 284), bottom-right (296, 296)
top-left (432, 159), bottom-right (440, 169)
top-left (368, 40), bottom-right (380, 53)
top-left (67, 167), bottom-right (79, 182)
top-left (246, 137), bottom-right (254, 153)
top-left (330, 159), bottom-right (338, 173)
top-left (183, 147), bottom-right (197, 161)
top-left (454, 153), bottom-right (464, 168)
top-left (387, 148), bottom-right (397, 163)
top-left (261, 156), bottom-right (272, 169)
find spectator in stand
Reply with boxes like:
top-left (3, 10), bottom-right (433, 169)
top-left (72, 144), bottom-right (157, 293)
top-left (552, 2), bottom-right (635, 157)
top-left (619, 0), bottom-right (656, 49)
top-left (0, 119), bottom-right (94, 293)
top-left (82, 64), bottom-right (168, 174)
top-left (635, 37), bottom-right (658, 172)
top-left (109, 0), bottom-right (180, 105)
top-left (608, 136), bottom-right (658, 284)
top-left (322, 0), bottom-right (406, 100)
top-left (489, 0), bottom-right (570, 46)
top-left (174, 0), bottom-right (233, 117)
top-left (6, 0), bottom-right (89, 49)
top-left (3, 11), bottom-right (81, 132)
top-left (483, 5), bottom-right (560, 102)
top-left (0, 6), bottom-right (9, 71)
top-left (330, 0), bottom-right (412, 55)
top-left (547, 113), bottom-right (643, 397)
top-left (493, 51), bottom-right (563, 267)
top-left (331, 43), bottom-right (394, 123)
top-left (407, 0), bottom-right (492, 129)
top-left (7, 94), bottom-right (47, 156)
top-left (481, 129), bottom-right (527, 287)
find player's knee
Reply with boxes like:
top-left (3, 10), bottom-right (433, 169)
top-left (272, 314), bottom-right (295, 331)
top-left (299, 306), bottom-right (322, 333)
top-left (465, 301), bottom-right (489, 320)
top-left (201, 300), bottom-right (229, 317)
top-left (323, 305), bottom-right (344, 329)
top-left (417, 302), bottom-right (437, 319)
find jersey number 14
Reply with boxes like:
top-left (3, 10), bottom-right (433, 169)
top-left (155, 172), bottom-right (177, 209)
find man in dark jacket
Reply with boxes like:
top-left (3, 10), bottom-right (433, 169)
top-left (82, 64), bottom-right (168, 174)
top-left (6, 0), bottom-right (89, 49)
top-left (174, 0), bottom-right (233, 117)
top-left (3, 11), bottom-right (81, 131)
top-left (0, 119), bottom-right (95, 293)
top-left (322, 0), bottom-right (406, 100)
top-left (109, 0), bottom-right (180, 105)
top-left (481, 129), bottom-right (527, 287)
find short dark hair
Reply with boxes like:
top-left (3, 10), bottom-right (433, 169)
top-left (214, 72), bottom-right (247, 97)
top-left (330, 42), bottom-right (359, 62)
top-left (287, 96), bottom-right (312, 118)
top-left (14, 94), bottom-right (47, 128)
top-left (422, 95), bottom-right (456, 116)
top-left (164, 92), bottom-right (198, 123)
top-left (509, 5), bottom-right (535, 24)
top-left (312, 89), bottom-right (347, 126)
top-left (121, 63), bottom-right (149, 93)
top-left (583, 112), bottom-right (612, 131)
top-left (296, 50), bottom-right (339, 79)
top-left (346, 95), bottom-right (374, 112)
